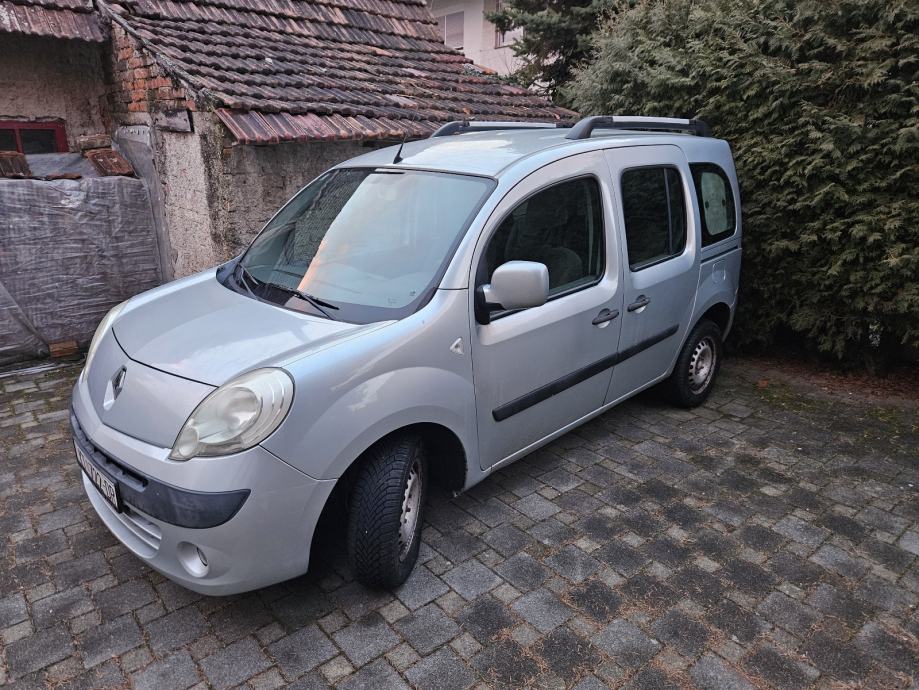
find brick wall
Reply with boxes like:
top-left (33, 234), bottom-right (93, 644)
top-left (109, 23), bottom-right (195, 122)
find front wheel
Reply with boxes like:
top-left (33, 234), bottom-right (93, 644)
top-left (667, 320), bottom-right (723, 407)
top-left (347, 435), bottom-right (428, 588)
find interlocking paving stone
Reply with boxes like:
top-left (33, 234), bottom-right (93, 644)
top-left (481, 523), bottom-right (535, 558)
top-left (675, 565), bottom-right (726, 607)
top-left (565, 578), bottom-right (622, 623)
top-left (333, 612), bottom-right (401, 666)
top-left (511, 588), bottom-right (575, 633)
top-left (744, 645), bottom-right (817, 690)
top-left (514, 493), bottom-right (561, 521)
top-left (707, 600), bottom-right (769, 644)
top-left (768, 551), bottom-right (826, 588)
top-left (493, 552), bottom-right (550, 591)
top-left (94, 579), bottom-right (156, 620)
top-left (721, 559), bottom-right (777, 595)
top-left (593, 618), bottom-right (660, 668)
top-left (79, 612), bottom-right (143, 668)
top-left (533, 626), bottom-right (601, 682)
top-left (144, 605), bottom-right (210, 653)
top-left (855, 622), bottom-right (919, 676)
top-left (594, 541), bottom-right (648, 577)
top-left (393, 565), bottom-right (450, 610)
top-left (806, 582), bottom-right (875, 629)
top-left (0, 591), bottom-right (28, 628)
top-left (619, 573), bottom-right (680, 609)
top-left (393, 602), bottom-right (460, 655)
top-left (456, 595), bottom-right (518, 642)
top-left (268, 624), bottom-right (337, 679)
top-left (442, 560), bottom-right (502, 600)
top-left (200, 637), bottom-right (271, 690)
top-left (2, 360), bottom-right (917, 688)
top-left (6, 625), bottom-right (74, 678)
top-left (642, 537), bottom-right (692, 568)
top-left (622, 666), bottom-right (681, 690)
top-left (757, 592), bottom-right (821, 637)
top-left (799, 630), bottom-right (871, 682)
top-left (338, 658), bottom-right (410, 690)
top-left (651, 608), bottom-right (710, 656)
top-left (31, 586), bottom-right (93, 629)
top-left (471, 639), bottom-right (540, 689)
top-left (131, 650), bottom-right (200, 690)
top-left (404, 647), bottom-right (475, 690)
top-left (544, 544), bottom-right (601, 583)
top-left (690, 654), bottom-right (754, 690)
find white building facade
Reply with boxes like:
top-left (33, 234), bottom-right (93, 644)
top-left (428, 0), bottom-right (522, 75)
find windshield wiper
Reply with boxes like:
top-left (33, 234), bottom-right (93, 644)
top-left (235, 263), bottom-right (339, 320)
top-left (288, 290), bottom-right (339, 320)
top-left (232, 262), bottom-right (261, 299)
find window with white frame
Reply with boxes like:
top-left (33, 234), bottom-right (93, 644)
top-left (436, 12), bottom-right (464, 49)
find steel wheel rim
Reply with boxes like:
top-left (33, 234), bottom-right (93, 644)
top-left (398, 459), bottom-right (423, 561)
top-left (688, 336), bottom-right (716, 393)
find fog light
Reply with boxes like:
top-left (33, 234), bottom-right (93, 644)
top-left (177, 542), bottom-right (209, 577)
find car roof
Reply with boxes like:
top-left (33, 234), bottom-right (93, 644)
top-left (338, 128), bottom-right (724, 178)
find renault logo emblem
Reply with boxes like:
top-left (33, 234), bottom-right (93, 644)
top-left (112, 367), bottom-right (127, 399)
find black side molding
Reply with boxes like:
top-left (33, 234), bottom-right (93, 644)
top-left (71, 411), bottom-right (250, 529)
top-left (700, 244), bottom-right (739, 263)
top-left (492, 325), bottom-right (679, 422)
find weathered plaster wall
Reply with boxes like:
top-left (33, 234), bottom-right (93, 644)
top-left (0, 35), bottom-right (108, 150)
top-left (106, 23), bottom-right (217, 279)
top-left (152, 112), bottom-right (223, 277)
top-left (211, 138), bottom-right (382, 260)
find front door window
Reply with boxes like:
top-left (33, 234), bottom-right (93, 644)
top-left (482, 176), bottom-right (605, 299)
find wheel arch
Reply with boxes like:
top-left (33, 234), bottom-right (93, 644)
top-left (310, 422), bottom-right (468, 554)
top-left (697, 301), bottom-right (732, 335)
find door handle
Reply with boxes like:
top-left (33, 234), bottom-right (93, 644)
top-left (627, 295), bottom-right (651, 312)
top-left (592, 308), bottom-right (620, 325)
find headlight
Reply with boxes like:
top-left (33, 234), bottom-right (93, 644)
top-left (80, 301), bottom-right (127, 383)
top-left (169, 368), bottom-right (294, 460)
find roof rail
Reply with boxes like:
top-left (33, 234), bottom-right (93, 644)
top-left (565, 116), bottom-right (711, 140)
top-left (430, 120), bottom-right (564, 138)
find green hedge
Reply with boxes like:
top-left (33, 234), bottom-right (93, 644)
top-left (568, 0), bottom-right (919, 369)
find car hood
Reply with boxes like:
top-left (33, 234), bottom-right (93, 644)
top-left (114, 271), bottom-right (387, 386)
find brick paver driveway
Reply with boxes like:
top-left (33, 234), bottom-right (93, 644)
top-left (1, 358), bottom-right (917, 690)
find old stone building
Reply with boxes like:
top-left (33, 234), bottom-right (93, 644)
top-left (1, 0), bottom-right (570, 281)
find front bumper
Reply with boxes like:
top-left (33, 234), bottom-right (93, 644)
top-left (71, 383), bottom-right (336, 595)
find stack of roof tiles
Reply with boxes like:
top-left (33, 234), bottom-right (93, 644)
top-left (100, 0), bottom-right (573, 143)
top-left (0, 0), bottom-right (105, 41)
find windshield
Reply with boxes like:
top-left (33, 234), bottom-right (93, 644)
top-left (237, 168), bottom-right (495, 322)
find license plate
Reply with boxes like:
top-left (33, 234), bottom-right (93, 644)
top-left (74, 442), bottom-right (122, 512)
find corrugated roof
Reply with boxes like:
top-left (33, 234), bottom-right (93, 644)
top-left (0, 0), bottom-right (105, 41)
top-left (100, 0), bottom-right (573, 143)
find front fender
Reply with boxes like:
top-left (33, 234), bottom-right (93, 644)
top-left (262, 366), bottom-right (477, 481)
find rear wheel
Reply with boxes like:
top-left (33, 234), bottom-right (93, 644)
top-left (667, 320), bottom-right (723, 407)
top-left (347, 435), bottom-right (428, 588)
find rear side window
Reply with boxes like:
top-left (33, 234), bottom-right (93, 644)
top-left (484, 176), bottom-right (604, 296)
top-left (620, 167), bottom-right (686, 270)
top-left (691, 163), bottom-right (736, 246)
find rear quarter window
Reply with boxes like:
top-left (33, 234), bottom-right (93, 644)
top-left (690, 163), bottom-right (736, 246)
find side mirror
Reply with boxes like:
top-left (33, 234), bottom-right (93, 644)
top-left (476, 261), bottom-right (549, 323)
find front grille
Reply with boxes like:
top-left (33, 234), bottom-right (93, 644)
top-left (71, 411), bottom-right (147, 490)
top-left (84, 475), bottom-right (163, 558)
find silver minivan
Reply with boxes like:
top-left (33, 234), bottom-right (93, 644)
top-left (71, 116), bottom-right (741, 594)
